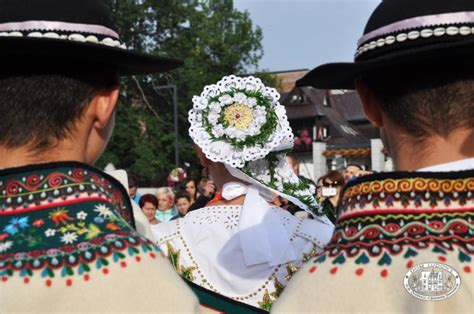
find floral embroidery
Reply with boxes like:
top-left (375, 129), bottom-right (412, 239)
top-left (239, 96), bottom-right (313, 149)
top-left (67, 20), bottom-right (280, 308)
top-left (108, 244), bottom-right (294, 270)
top-left (0, 241), bottom-right (13, 253)
top-left (0, 163), bottom-right (160, 285)
top-left (3, 217), bottom-right (29, 235)
top-left (309, 175), bottom-right (474, 277)
top-left (166, 241), bottom-right (196, 281)
top-left (0, 165), bottom-right (134, 227)
top-left (258, 290), bottom-right (273, 311)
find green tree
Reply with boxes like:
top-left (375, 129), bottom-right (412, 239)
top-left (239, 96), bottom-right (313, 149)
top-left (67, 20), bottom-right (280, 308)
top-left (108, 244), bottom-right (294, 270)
top-left (98, 0), bottom-right (275, 186)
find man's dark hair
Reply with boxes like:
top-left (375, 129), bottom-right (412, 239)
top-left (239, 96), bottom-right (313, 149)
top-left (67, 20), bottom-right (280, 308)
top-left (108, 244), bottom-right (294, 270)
top-left (345, 163), bottom-right (362, 171)
top-left (363, 63), bottom-right (474, 140)
top-left (127, 173), bottom-right (139, 188)
top-left (0, 62), bottom-right (119, 151)
top-left (175, 192), bottom-right (191, 203)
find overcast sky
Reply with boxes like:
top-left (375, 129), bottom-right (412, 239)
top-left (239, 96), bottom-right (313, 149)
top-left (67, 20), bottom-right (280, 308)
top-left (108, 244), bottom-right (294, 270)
top-left (233, 0), bottom-right (381, 72)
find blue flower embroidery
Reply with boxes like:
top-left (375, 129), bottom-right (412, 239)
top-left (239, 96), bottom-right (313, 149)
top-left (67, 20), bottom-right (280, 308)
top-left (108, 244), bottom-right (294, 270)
top-left (3, 216), bottom-right (29, 235)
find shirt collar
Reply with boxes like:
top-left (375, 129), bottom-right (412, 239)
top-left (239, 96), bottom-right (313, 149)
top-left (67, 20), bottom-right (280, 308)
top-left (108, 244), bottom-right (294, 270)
top-left (417, 158), bottom-right (474, 172)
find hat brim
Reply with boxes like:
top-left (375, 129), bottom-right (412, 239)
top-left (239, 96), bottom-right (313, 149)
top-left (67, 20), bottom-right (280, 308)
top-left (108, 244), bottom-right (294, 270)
top-left (0, 36), bottom-right (183, 75)
top-left (298, 37), bottom-right (474, 90)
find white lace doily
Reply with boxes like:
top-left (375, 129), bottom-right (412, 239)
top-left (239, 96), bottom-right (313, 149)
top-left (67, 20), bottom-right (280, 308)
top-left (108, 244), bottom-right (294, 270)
top-left (188, 75), bottom-right (293, 168)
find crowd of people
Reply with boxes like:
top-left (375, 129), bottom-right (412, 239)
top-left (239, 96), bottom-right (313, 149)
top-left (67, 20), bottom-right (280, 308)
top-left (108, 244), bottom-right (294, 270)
top-left (129, 160), bottom-right (371, 228)
top-left (129, 172), bottom-right (217, 225)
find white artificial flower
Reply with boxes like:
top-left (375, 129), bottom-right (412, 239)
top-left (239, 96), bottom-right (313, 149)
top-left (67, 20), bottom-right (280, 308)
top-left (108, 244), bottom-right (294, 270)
top-left (209, 101), bottom-right (222, 113)
top-left (225, 127), bottom-right (237, 139)
top-left (45, 229), bottom-right (56, 237)
top-left (212, 124), bottom-right (225, 137)
top-left (255, 116), bottom-right (267, 125)
top-left (233, 92), bottom-right (247, 103)
top-left (254, 106), bottom-right (266, 116)
top-left (77, 211), bottom-right (88, 220)
top-left (234, 130), bottom-right (247, 140)
top-left (0, 241), bottom-right (13, 253)
top-left (219, 94), bottom-right (234, 105)
top-left (60, 232), bottom-right (78, 245)
top-left (247, 97), bottom-right (257, 107)
top-left (208, 112), bottom-right (219, 124)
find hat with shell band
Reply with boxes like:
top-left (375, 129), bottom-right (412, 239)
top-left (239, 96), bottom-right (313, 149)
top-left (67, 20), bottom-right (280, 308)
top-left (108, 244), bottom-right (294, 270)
top-left (189, 75), bottom-right (326, 218)
top-left (298, 0), bottom-right (474, 89)
top-left (0, 0), bottom-right (181, 75)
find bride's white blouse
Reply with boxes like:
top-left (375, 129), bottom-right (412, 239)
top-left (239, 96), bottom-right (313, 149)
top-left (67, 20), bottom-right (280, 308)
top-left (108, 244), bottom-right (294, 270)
top-left (151, 204), bottom-right (334, 309)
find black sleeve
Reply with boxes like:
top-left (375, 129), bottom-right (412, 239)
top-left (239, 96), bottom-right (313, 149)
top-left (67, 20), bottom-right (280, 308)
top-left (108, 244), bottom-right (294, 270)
top-left (188, 194), bottom-right (213, 212)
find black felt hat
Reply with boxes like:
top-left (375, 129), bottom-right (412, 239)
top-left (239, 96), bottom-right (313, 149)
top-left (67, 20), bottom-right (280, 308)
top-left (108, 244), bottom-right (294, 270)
top-left (298, 0), bottom-right (474, 89)
top-left (0, 0), bottom-right (182, 75)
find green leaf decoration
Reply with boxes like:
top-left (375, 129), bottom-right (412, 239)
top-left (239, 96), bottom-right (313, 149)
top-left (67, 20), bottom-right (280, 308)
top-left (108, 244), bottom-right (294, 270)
top-left (432, 246), bottom-right (447, 255)
top-left (332, 253), bottom-right (346, 265)
top-left (403, 248), bottom-right (418, 258)
top-left (66, 267), bottom-right (74, 276)
top-left (458, 250), bottom-right (472, 263)
top-left (355, 253), bottom-right (370, 265)
top-left (377, 252), bottom-right (392, 266)
top-left (314, 254), bottom-right (327, 264)
top-left (85, 223), bottom-right (101, 240)
top-left (83, 263), bottom-right (90, 272)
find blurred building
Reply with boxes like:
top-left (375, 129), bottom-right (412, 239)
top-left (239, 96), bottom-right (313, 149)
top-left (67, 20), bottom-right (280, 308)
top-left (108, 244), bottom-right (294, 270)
top-left (272, 69), bottom-right (393, 180)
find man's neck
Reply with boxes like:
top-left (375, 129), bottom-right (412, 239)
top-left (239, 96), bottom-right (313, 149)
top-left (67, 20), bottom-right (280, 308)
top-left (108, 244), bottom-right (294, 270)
top-left (391, 128), bottom-right (474, 171)
top-left (0, 143), bottom-right (86, 170)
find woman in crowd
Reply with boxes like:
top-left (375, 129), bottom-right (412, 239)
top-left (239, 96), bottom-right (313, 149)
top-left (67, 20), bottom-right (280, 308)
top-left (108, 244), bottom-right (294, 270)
top-left (139, 194), bottom-right (160, 225)
top-left (175, 192), bottom-right (192, 217)
top-left (155, 187), bottom-right (179, 222)
top-left (180, 178), bottom-right (199, 204)
top-left (151, 75), bottom-right (334, 311)
top-left (319, 170), bottom-right (345, 224)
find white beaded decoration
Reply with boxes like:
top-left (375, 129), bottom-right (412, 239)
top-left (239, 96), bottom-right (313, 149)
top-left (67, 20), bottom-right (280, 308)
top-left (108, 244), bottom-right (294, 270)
top-left (0, 30), bottom-right (126, 49)
top-left (355, 25), bottom-right (474, 58)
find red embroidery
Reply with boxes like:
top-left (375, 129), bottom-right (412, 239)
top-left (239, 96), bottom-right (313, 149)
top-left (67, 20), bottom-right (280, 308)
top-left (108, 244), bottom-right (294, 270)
top-left (355, 268), bottom-right (364, 276)
top-left (330, 267), bottom-right (338, 275)
top-left (309, 266), bottom-right (317, 273)
top-left (438, 256), bottom-right (447, 262)
top-left (120, 261), bottom-right (127, 268)
top-left (66, 279), bottom-right (72, 286)
top-left (406, 260), bottom-right (414, 269)
top-left (380, 269), bottom-right (388, 278)
top-left (464, 266), bottom-right (471, 273)
top-left (102, 268), bottom-right (109, 275)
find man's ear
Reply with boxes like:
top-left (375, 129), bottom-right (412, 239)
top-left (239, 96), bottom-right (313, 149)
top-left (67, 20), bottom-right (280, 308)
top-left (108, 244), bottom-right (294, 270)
top-left (355, 79), bottom-right (383, 127)
top-left (90, 85), bottom-right (120, 129)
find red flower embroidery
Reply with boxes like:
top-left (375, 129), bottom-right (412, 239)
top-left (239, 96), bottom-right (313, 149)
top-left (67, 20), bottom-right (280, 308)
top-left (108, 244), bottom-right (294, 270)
top-left (106, 223), bottom-right (120, 231)
top-left (32, 219), bottom-right (45, 228)
top-left (90, 237), bottom-right (104, 245)
top-left (49, 208), bottom-right (74, 226)
top-left (29, 250), bottom-right (42, 258)
top-left (60, 245), bottom-right (75, 253)
top-left (0, 233), bottom-right (9, 241)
